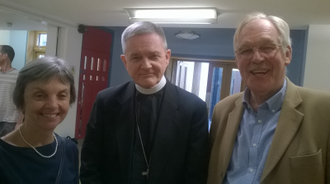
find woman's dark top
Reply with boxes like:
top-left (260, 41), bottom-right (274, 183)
top-left (0, 133), bottom-right (79, 184)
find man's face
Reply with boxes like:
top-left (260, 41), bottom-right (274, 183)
top-left (121, 33), bottom-right (171, 89)
top-left (235, 19), bottom-right (292, 97)
top-left (0, 46), bottom-right (4, 64)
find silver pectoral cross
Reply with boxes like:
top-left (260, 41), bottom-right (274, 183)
top-left (142, 168), bottom-right (149, 178)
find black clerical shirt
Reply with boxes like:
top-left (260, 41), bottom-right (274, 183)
top-left (131, 88), bottom-right (165, 183)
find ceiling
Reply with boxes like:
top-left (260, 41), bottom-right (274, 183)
top-left (0, 0), bottom-right (330, 31)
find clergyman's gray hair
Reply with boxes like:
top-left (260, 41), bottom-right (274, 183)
top-left (121, 21), bottom-right (168, 53)
top-left (233, 12), bottom-right (292, 52)
top-left (13, 56), bottom-right (76, 111)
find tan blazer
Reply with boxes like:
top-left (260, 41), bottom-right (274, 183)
top-left (207, 78), bottom-right (330, 184)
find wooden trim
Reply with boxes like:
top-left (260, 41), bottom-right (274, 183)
top-left (170, 56), bottom-right (235, 64)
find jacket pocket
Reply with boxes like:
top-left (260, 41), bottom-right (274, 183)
top-left (290, 149), bottom-right (322, 166)
top-left (289, 149), bottom-right (324, 184)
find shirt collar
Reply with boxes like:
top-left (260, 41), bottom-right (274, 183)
top-left (243, 78), bottom-right (287, 113)
top-left (135, 76), bottom-right (166, 95)
top-left (0, 67), bottom-right (15, 74)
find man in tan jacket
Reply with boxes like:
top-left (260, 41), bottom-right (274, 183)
top-left (208, 12), bottom-right (330, 184)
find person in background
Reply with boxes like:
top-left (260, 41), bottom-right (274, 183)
top-left (80, 21), bottom-right (209, 184)
top-left (207, 12), bottom-right (330, 184)
top-left (0, 57), bottom-right (79, 184)
top-left (0, 45), bottom-right (23, 137)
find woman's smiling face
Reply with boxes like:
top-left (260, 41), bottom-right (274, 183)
top-left (23, 77), bottom-right (71, 131)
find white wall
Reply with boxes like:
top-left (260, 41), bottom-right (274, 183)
top-left (10, 30), bottom-right (28, 70)
top-left (46, 25), bottom-right (83, 137)
top-left (0, 30), bottom-right (10, 44)
top-left (304, 25), bottom-right (330, 92)
top-left (46, 26), bottom-right (58, 57)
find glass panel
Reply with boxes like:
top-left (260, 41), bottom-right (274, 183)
top-left (36, 53), bottom-right (45, 58)
top-left (230, 68), bottom-right (242, 95)
top-left (208, 67), bottom-right (223, 122)
top-left (198, 62), bottom-right (209, 101)
top-left (103, 60), bottom-right (107, 72)
top-left (38, 33), bottom-right (47, 46)
top-left (84, 56), bottom-right (87, 70)
top-left (175, 61), bottom-right (195, 92)
top-left (97, 58), bottom-right (101, 71)
top-left (90, 57), bottom-right (94, 70)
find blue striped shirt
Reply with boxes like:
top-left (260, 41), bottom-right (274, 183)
top-left (224, 79), bottom-right (287, 184)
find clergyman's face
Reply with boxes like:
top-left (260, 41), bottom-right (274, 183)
top-left (235, 19), bottom-right (292, 97)
top-left (121, 33), bottom-right (171, 89)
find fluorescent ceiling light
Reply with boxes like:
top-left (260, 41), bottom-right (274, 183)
top-left (125, 8), bottom-right (218, 24)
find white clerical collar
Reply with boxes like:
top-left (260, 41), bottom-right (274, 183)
top-left (135, 76), bottom-right (166, 95)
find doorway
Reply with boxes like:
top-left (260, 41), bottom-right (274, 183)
top-left (166, 57), bottom-right (243, 126)
top-left (75, 26), bottom-right (113, 139)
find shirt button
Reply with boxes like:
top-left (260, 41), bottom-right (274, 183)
top-left (258, 120), bottom-right (262, 123)
top-left (253, 143), bottom-right (257, 147)
top-left (272, 109), bottom-right (275, 113)
top-left (249, 169), bottom-right (254, 173)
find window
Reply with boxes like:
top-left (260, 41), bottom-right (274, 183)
top-left (37, 32), bottom-right (47, 47)
top-left (166, 57), bottom-right (244, 126)
top-left (26, 31), bottom-right (47, 63)
top-left (34, 31), bottom-right (47, 59)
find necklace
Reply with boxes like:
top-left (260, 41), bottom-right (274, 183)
top-left (135, 102), bottom-right (152, 178)
top-left (135, 92), bottom-right (163, 179)
top-left (18, 125), bottom-right (58, 158)
top-left (136, 122), bottom-right (151, 178)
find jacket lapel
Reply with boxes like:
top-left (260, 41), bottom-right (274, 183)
top-left (261, 79), bottom-right (304, 182)
top-left (208, 94), bottom-right (243, 183)
top-left (222, 97), bottom-right (244, 174)
top-left (114, 82), bottom-right (136, 178)
top-left (148, 82), bottom-right (180, 182)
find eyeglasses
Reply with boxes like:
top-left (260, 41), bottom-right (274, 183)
top-left (235, 44), bottom-right (282, 60)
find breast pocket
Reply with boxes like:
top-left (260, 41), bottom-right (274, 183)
top-left (289, 149), bottom-right (324, 184)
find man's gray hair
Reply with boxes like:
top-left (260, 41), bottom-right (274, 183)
top-left (13, 56), bottom-right (76, 111)
top-left (121, 21), bottom-right (168, 53)
top-left (233, 12), bottom-right (292, 51)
